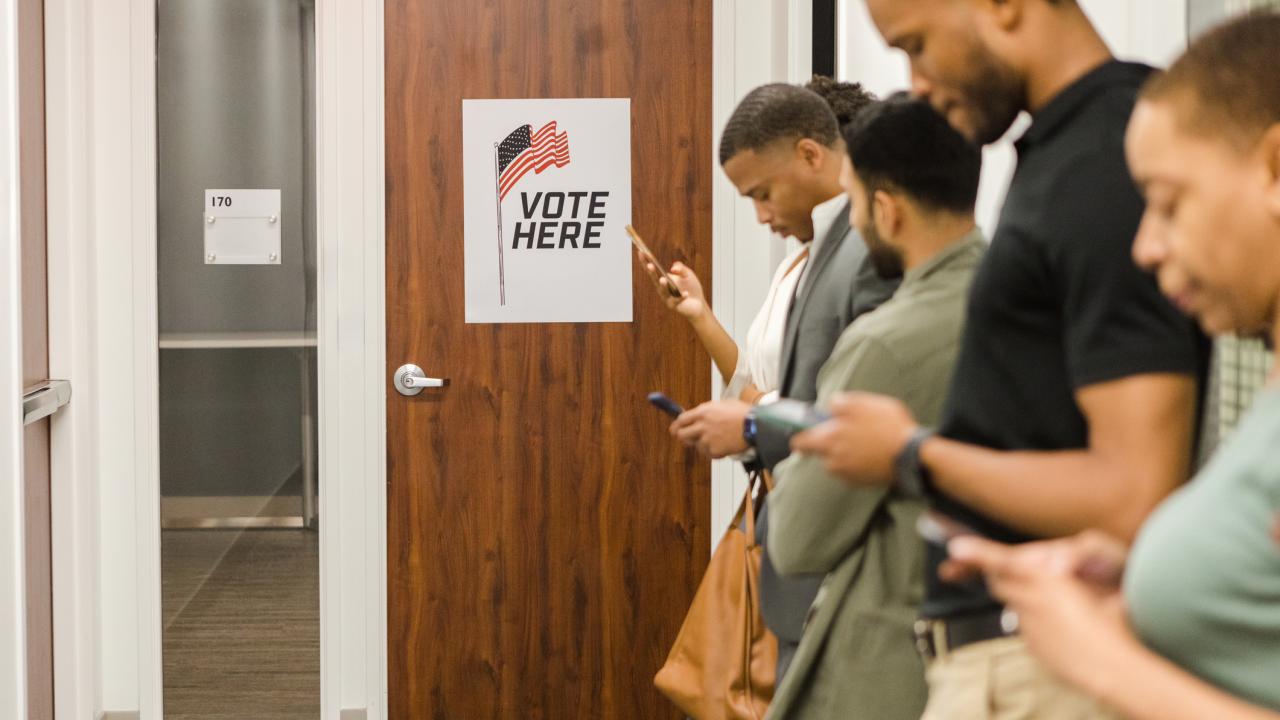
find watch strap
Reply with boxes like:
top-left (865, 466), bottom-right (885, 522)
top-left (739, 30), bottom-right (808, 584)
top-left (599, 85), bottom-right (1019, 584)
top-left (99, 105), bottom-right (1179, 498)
top-left (742, 411), bottom-right (759, 448)
top-left (894, 427), bottom-right (934, 496)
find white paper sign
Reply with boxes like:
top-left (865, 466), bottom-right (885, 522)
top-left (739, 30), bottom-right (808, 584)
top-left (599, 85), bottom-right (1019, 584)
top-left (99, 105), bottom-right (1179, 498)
top-left (204, 188), bottom-right (281, 265)
top-left (462, 98), bottom-right (632, 323)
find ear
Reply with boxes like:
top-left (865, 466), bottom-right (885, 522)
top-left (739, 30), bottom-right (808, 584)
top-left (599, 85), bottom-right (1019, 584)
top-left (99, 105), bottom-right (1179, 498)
top-left (1260, 123), bottom-right (1280, 221)
top-left (795, 138), bottom-right (828, 171)
top-left (974, 0), bottom-right (1025, 33)
top-left (872, 189), bottom-right (900, 238)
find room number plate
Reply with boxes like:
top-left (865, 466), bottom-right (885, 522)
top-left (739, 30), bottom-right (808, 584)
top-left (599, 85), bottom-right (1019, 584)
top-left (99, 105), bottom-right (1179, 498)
top-left (203, 188), bottom-right (282, 265)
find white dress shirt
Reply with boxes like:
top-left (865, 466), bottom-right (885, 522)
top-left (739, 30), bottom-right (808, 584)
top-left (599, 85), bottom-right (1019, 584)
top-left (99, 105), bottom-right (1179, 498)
top-left (722, 192), bottom-right (847, 404)
top-left (722, 245), bottom-right (809, 404)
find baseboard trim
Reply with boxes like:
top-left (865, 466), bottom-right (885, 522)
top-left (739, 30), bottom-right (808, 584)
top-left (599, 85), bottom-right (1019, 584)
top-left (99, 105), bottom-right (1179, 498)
top-left (161, 515), bottom-right (306, 529)
top-left (159, 494), bottom-right (314, 529)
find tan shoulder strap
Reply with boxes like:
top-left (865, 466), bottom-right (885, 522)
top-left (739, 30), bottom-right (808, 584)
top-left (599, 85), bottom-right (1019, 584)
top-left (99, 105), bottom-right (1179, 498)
top-left (741, 470), bottom-right (773, 544)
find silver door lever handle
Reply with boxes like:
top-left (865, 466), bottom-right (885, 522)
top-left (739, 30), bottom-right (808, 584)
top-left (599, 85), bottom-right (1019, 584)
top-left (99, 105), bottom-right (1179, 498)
top-left (22, 380), bottom-right (73, 425)
top-left (394, 364), bottom-right (449, 396)
top-left (404, 376), bottom-right (448, 388)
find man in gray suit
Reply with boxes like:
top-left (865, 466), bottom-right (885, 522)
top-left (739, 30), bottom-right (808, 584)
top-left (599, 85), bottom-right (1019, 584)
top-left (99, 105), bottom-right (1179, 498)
top-left (669, 82), bottom-right (898, 681)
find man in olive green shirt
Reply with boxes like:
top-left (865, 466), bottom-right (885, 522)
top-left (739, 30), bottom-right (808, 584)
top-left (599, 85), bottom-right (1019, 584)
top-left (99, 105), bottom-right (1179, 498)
top-left (765, 97), bottom-right (985, 719)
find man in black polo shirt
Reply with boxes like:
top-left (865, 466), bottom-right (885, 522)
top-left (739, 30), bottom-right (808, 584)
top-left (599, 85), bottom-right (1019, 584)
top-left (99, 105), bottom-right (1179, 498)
top-left (791, 1), bottom-right (1208, 718)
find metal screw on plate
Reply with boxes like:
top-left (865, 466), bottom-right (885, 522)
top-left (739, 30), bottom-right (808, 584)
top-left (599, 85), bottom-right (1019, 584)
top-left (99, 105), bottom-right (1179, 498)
top-left (206, 215), bottom-right (215, 224)
top-left (268, 215), bottom-right (278, 224)
top-left (268, 252), bottom-right (278, 262)
top-left (206, 253), bottom-right (216, 263)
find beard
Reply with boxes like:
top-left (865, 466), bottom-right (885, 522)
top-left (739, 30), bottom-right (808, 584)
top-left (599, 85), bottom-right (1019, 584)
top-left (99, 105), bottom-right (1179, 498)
top-left (860, 220), bottom-right (905, 280)
top-left (954, 39), bottom-right (1027, 146)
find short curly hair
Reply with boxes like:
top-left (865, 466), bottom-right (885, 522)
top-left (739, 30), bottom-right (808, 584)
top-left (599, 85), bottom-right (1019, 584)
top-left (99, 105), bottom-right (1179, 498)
top-left (805, 75), bottom-right (876, 129)
top-left (718, 83), bottom-right (844, 165)
top-left (844, 94), bottom-right (981, 214)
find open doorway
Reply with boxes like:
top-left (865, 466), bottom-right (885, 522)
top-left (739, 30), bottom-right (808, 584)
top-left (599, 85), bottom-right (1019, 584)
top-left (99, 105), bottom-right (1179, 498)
top-left (155, 1), bottom-right (319, 715)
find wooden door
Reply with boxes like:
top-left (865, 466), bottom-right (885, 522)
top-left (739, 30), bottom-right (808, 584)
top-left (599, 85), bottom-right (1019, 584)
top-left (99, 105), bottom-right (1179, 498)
top-left (18, 0), bottom-right (53, 715)
top-left (385, 2), bottom-right (713, 717)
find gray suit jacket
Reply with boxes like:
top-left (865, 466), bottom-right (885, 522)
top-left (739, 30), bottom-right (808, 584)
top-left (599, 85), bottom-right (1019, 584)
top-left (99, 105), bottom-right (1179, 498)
top-left (753, 202), bottom-right (898, 674)
top-left (757, 205), bottom-right (897, 469)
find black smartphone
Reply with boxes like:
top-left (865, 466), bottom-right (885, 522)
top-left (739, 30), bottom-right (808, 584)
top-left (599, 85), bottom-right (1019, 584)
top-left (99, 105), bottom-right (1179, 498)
top-left (916, 509), bottom-right (982, 546)
top-left (647, 391), bottom-right (685, 418)
top-left (753, 399), bottom-right (831, 434)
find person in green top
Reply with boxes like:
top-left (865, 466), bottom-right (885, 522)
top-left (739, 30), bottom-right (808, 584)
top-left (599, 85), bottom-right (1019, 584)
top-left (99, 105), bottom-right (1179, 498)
top-left (941, 12), bottom-right (1280, 720)
top-left (764, 95), bottom-right (985, 719)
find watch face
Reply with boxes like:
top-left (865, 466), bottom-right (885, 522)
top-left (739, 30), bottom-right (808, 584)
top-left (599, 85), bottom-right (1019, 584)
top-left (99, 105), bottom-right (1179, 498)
top-left (743, 416), bottom-right (757, 444)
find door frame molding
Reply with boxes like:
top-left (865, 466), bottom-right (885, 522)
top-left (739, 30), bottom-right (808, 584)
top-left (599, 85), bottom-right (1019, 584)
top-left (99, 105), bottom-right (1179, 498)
top-left (2, 0), bottom-right (29, 715)
top-left (316, 0), bottom-right (388, 716)
top-left (45, 0), bottom-right (163, 715)
top-left (42, 0), bottom-right (390, 716)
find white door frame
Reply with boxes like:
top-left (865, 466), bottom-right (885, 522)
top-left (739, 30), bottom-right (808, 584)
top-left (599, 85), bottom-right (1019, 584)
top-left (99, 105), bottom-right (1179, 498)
top-left (42, 0), bottom-right (389, 716)
top-left (315, 0), bottom-right (388, 716)
top-left (45, 0), bottom-right (163, 716)
top-left (1, 0), bottom-right (29, 715)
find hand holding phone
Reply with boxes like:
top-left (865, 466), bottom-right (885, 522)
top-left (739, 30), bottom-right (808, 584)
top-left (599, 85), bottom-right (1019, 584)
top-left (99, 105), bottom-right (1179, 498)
top-left (916, 509), bottom-right (981, 546)
top-left (753, 399), bottom-right (831, 434)
top-left (627, 225), bottom-right (684, 300)
top-left (647, 392), bottom-right (685, 418)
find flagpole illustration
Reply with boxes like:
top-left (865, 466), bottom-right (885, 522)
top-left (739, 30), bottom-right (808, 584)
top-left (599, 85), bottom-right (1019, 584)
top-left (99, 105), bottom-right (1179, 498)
top-left (492, 121), bottom-right (570, 308)
top-left (492, 142), bottom-right (506, 306)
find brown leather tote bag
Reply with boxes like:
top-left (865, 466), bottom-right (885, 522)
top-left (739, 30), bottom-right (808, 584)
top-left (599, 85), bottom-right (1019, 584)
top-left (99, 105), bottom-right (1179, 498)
top-left (654, 472), bottom-right (777, 720)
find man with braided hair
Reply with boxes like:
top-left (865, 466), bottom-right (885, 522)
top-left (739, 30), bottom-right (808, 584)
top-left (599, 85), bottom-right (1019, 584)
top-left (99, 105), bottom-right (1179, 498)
top-left (667, 81), bottom-right (898, 682)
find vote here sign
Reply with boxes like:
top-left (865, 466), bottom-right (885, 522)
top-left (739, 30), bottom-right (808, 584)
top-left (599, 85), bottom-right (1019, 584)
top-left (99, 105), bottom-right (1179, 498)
top-left (462, 98), bottom-right (633, 324)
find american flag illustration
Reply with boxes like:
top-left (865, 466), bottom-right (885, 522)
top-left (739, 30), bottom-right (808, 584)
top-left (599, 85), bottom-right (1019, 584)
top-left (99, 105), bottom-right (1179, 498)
top-left (496, 121), bottom-right (571, 200)
top-left (492, 120), bottom-right (571, 305)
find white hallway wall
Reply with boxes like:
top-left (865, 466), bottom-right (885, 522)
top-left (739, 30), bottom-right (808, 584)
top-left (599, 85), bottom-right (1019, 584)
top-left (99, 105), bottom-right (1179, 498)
top-left (709, 0), bottom-right (814, 541)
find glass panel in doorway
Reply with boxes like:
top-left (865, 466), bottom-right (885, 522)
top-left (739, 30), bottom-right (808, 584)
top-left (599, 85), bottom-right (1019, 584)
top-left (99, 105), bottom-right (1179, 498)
top-left (156, 0), bottom-right (318, 717)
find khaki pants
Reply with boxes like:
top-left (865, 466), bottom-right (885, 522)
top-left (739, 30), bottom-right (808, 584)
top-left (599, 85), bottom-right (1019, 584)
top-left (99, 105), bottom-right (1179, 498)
top-left (920, 636), bottom-right (1120, 720)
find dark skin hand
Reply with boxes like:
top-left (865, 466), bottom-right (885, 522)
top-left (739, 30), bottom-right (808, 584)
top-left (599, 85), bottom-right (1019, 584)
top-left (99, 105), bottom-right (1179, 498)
top-left (791, 372), bottom-right (1197, 543)
top-left (948, 530), bottom-right (1280, 720)
top-left (668, 399), bottom-right (752, 459)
